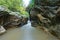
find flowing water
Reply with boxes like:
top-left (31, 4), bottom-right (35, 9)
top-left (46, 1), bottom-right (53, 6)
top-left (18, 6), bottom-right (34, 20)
top-left (0, 21), bottom-right (59, 40)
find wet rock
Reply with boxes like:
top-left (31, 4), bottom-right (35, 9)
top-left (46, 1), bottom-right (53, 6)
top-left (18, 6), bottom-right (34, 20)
top-left (34, 0), bottom-right (60, 6)
top-left (0, 8), bottom-right (28, 30)
top-left (0, 5), bottom-right (28, 34)
top-left (0, 25), bottom-right (6, 34)
top-left (29, 0), bottom-right (60, 39)
top-left (3, 12), bottom-right (28, 29)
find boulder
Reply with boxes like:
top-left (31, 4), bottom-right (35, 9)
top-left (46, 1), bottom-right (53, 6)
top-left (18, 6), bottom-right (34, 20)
top-left (0, 25), bottom-right (6, 34)
top-left (2, 12), bottom-right (28, 29)
top-left (0, 7), bottom-right (28, 30)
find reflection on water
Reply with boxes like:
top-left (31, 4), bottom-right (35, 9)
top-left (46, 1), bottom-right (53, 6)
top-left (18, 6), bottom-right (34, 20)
top-left (0, 21), bottom-right (59, 40)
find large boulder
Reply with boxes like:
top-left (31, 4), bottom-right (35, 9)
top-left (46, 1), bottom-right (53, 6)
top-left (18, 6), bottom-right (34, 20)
top-left (0, 6), bottom-right (28, 30)
top-left (1, 12), bottom-right (28, 29)
top-left (0, 5), bottom-right (28, 34)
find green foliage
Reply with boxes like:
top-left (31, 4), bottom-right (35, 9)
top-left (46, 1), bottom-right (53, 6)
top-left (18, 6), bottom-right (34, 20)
top-left (28, 0), bottom-right (34, 8)
top-left (26, 0), bottom-right (34, 13)
top-left (0, 0), bottom-right (29, 17)
top-left (21, 11), bottom-right (29, 18)
top-left (0, 0), bottom-right (23, 11)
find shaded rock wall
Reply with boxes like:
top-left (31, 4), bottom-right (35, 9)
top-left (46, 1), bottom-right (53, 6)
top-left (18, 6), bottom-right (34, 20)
top-left (34, 0), bottom-right (60, 6)
top-left (29, 0), bottom-right (60, 39)
top-left (0, 11), bottom-right (28, 29)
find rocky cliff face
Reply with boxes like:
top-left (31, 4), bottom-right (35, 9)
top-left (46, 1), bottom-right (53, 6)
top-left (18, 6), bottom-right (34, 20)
top-left (0, 11), bottom-right (28, 30)
top-left (29, 0), bottom-right (60, 39)
top-left (34, 0), bottom-right (60, 6)
top-left (0, 6), bottom-right (28, 30)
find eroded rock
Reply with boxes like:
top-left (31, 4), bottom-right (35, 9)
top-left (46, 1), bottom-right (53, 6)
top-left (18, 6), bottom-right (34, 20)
top-left (29, 0), bottom-right (60, 39)
top-left (0, 6), bottom-right (28, 30)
